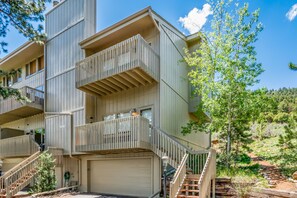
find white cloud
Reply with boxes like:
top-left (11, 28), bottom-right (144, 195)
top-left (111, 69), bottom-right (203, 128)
top-left (286, 4), bottom-right (297, 21)
top-left (179, 4), bottom-right (213, 34)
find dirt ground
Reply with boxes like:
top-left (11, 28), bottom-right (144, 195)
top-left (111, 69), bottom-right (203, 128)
top-left (249, 153), bottom-right (297, 191)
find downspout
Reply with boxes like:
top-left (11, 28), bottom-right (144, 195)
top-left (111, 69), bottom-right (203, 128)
top-left (45, 112), bottom-right (82, 186)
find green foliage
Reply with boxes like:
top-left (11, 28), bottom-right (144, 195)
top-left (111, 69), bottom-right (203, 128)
top-left (0, 0), bottom-right (49, 100)
top-left (250, 136), bottom-right (297, 177)
top-left (217, 162), bottom-right (267, 198)
top-left (31, 152), bottom-right (56, 193)
top-left (0, 55), bottom-right (28, 101)
top-left (0, 0), bottom-right (49, 54)
top-left (273, 112), bottom-right (289, 123)
top-left (183, 0), bottom-right (264, 167)
top-left (234, 153), bottom-right (251, 164)
top-left (289, 62), bottom-right (297, 71)
top-left (278, 117), bottom-right (297, 168)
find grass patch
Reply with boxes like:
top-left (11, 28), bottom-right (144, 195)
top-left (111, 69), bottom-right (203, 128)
top-left (217, 164), bottom-right (268, 196)
top-left (250, 136), bottom-right (297, 177)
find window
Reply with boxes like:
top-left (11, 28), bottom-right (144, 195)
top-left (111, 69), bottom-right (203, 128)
top-left (26, 60), bottom-right (37, 76)
top-left (38, 56), bottom-right (44, 71)
top-left (12, 68), bottom-right (22, 84)
top-left (6, 77), bottom-right (12, 87)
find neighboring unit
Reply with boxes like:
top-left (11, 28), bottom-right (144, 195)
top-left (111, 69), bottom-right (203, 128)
top-left (0, 1), bottom-right (215, 198)
top-left (0, 42), bottom-right (44, 171)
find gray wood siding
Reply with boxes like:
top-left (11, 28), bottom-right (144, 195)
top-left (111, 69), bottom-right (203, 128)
top-left (154, 14), bottom-right (210, 148)
top-left (45, 0), bottom-right (96, 152)
top-left (46, 0), bottom-right (85, 39)
top-left (46, 22), bottom-right (84, 79)
top-left (46, 70), bottom-right (84, 112)
top-left (95, 83), bottom-right (160, 127)
top-left (158, 21), bottom-right (189, 135)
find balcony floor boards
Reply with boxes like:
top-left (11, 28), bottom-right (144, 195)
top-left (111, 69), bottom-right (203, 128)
top-left (78, 67), bottom-right (156, 97)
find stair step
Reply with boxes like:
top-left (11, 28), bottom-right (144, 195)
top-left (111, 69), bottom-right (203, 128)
top-left (177, 195), bottom-right (199, 198)
top-left (183, 183), bottom-right (199, 187)
top-left (181, 189), bottom-right (199, 193)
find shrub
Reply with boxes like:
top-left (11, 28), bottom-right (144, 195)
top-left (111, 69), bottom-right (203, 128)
top-left (31, 152), bottom-right (56, 193)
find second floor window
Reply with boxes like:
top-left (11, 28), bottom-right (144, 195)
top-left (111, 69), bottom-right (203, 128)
top-left (12, 68), bottom-right (22, 84)
top-left (26, 60), bottom-right (37, 77)
top-left (38, 56), bottom-right (44, 71)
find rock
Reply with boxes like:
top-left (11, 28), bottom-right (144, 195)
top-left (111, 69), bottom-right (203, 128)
top-left (293, 171), bottom-right (297, 180)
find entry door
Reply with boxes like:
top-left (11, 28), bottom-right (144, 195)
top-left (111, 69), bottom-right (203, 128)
top-left (140, 108), bottom-right (152, 125)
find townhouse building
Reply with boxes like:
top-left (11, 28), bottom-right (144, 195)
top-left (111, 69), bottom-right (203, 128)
top-left (0, 1), bottom-right (215, 197)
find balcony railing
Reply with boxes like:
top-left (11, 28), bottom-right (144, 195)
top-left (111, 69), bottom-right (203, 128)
top-left (75, 34), bottom-right (160, 96)
top-left (0, 86), bottom-right (44, 124)
top-left (75, 116), bottom-right (150, 152)
top-left (0, 135), bottom-right (40, 158)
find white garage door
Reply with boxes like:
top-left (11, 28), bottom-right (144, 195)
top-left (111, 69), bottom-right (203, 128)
top-left (90, 158), bottom-right (152, 197)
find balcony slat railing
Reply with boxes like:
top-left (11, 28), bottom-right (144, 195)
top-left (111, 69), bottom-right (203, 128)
top-left (75, 34), bottom-right (159, 88)
top-left (0, 86), bottom-right (44, 115)
top-left (75, 116), bottom-right (150, 152)
top-left (0, 135), bottom-right (40, 158)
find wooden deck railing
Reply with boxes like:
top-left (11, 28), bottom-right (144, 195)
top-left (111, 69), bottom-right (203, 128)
top-left (75, 34), bottom-right (159, 88)
top-left (169, 154), bottom-right (188, 198)
top-left (187, 151), bottom-right (209, 175)
top-left (150, 128), bottom-right (187, 168)
top-left (0, 135), bottom-right (40, 158)
top-left (0, 86), bottom-right (44, 114)
top-left (198, 149), bottom-right (216, 198)
top-left (75, 116), bottom-right (150, 152)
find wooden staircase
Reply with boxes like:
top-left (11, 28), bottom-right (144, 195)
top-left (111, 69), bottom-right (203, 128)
top-left (150, 127), bottom-right (216, 198)
top-left (0, 151), bottom-right (42, 198)
top-left (178, 174), bottom-right (200, 198)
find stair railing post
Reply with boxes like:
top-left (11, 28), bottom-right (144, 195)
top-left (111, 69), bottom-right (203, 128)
top-left (5, 177), bottom-right (10, 198)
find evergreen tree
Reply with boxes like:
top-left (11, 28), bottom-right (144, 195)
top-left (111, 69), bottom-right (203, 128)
top-left (278, 116), bottom-right (297, 165)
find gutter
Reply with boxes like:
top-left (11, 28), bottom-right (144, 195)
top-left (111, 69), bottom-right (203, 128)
top-left (44, 112), bottom-right (82, 186)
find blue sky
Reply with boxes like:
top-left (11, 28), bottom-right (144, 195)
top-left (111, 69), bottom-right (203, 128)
top-left (1, 0), bottom-right (297, 90)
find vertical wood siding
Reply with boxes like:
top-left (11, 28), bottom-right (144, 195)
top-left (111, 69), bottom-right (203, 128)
top-left (46, 0), bottom-right (85, 40)
top-left (46, 70), bottom-right (83, 112)
top-left (45, 0), bottom-right (96, 152)
top-left (46, 22), bottom-right (84, 79)
top-left (95, 84), bottom-right (159, 126)
top-left (158, 21), bottom-right (189, 135)
top-left (154, 14), bottom-right (210, 148)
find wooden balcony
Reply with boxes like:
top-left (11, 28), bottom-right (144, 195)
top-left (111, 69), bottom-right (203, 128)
top-left (0, 86), bottom-right (44, 125)
top-left (75, 34), bottom-right (159, 96)
top-left (75, 116), bottom-right (151, 154)
top-left (0, 135), bottom-right (40, 158)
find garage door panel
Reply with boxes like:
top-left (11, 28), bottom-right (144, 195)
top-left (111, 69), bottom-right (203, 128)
top-left (90, 158), bottom-right (152, 197)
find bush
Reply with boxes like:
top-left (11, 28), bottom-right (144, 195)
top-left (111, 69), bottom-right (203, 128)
top-left (31, 152), bottom-right (56, 193)
top-left (274, 112), bottom-right (289, 123)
